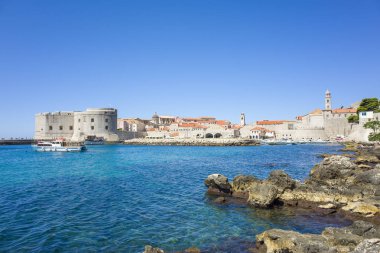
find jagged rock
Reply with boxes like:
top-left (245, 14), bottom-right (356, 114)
top-left (348, 220), bottom-right (380, 238)
top-left (355, 155), bottom-right (380, 165)
top-left (267, 170), bottom-right (296, 193)
top-left (358, 164), bottom-right (374, 170)
top-left (256, 229), bottom-right (330, 253)
top-left (355, 169), bottom-right (380, 185)
top-left (143, 245), bottom-right (164, 253)
top-left (247, 182), bottom-right (278, 207)
top-left (319, 203), bottom-right (337, 209)
top-left (310, 156), bottom-right (357, 183)
top-left (256, 223), bottom-right (380, 253)
top-left (342, 201), bottom-right (379, 217)
top-left (232, 175), bottom-right (259, 194)
top-left (204, 174), bottom-right (231, 194)
top-left (322, 227), bottom-right (363, 251)
top-left (352, 239), bottom-right (380, 253)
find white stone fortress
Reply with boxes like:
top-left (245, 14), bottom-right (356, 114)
top-left (35, 108), bottom-right (119, 142)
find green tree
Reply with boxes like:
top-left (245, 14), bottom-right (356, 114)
top-left (364, 121), bottom-right (380, 133)
top-left (347, 114), bottom-right (359, 123)
top-left (357, 98), bottom-right (380, 113)
top-left (364, 120), bottom-right (380, 141)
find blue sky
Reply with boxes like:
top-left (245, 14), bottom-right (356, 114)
top-left (0, 0), bottom-right (379, 137)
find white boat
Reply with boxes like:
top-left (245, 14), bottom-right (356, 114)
top-left (32, 140), bottom-right (86, 152)
top-left (84, 135), bottom-right (104, 145)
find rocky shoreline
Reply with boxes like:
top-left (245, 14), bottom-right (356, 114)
top-left (144, 142), bottom-right (380, 253)
top-left (124, 138), bottom-right (260, 146)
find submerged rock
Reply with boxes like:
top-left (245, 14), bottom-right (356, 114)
top-left (204, 174), bottom-right (232, 194)
top-left (143, 245), bottom-right (165, 253)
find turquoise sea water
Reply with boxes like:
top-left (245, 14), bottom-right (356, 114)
top-left (0, 144), bottom-right (350, 252)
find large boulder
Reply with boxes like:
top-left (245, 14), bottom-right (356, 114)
top-left (231, 175), bottom-right (259, 198)
top-left (267, 170), bottom-right (296, 193)
top-left (247, 181), bottom-right (278, 207)
top-left (310, 155), bottom-right (357, 183)
top-left (256, 229), bottom-right (330, 253)
top-left (204, 174), bottom-right (232, 194)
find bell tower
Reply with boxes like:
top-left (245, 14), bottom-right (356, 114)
top-left (325, 89), bottom-right (332, 110)
top-left (240, 113), bottom-right (246, 126)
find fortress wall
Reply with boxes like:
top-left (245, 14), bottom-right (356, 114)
top-left (347, 124), bottom-right (371, 142)
top-left (117, 131), bottom-right (147, 141)
top-left (275, 129), bottom-right (327, 141)
top-left (34, 112), bottom-right (74, 140)
top-left (71, 108), bottom-right (119, 142)
top-left (324, 118), bottom-right (354, 138)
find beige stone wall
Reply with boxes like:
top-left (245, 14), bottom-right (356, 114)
top-left (71, 108), bottom-right (119, 142)
top-left (275, 129), bottom-right (327, 141)
top-left (323, 117), bottom-right (354, 138)
top-left (34, 112), bottom-right (74, 140)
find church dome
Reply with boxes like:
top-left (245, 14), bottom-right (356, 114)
top-left (152, 112), bottom-right (159, 119)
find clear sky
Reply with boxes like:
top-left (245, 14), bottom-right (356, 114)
top-left (0, 0), bottom-right (379, 138)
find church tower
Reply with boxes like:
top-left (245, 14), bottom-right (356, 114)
top-left (325, 90), bottom-right (332, 110)
top-left (240, 113), bottom-right (246, 126)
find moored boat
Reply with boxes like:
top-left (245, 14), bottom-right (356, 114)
top-left (84, 135), bottom-right (105, 145)
top-left (32, 139), bottom-right (86, 152)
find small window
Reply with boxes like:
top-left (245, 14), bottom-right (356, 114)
top-left (91, 126), bottom-right (94, 130)
top-left (78, 119), bottom-right (81, 122)
top-left (105, 118), bottom-right (109, 123)
top-left (49, 126), bottom-right (53, 131)
top-left (59, 126), bottom-right (63, 130)
top-left (69, 126), bottom-right (73, 130)
top-left (91, 118), bottom-right (94, 122)
top-left (105, 126), bottom-right (108, 130)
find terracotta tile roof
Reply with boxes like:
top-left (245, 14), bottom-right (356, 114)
top-left (256, 120), bottom-right (288, 125)
top-left (296, 116), bottom-right (303, 120)
top-left (309, 109), bottom-right (323, 115)
top-left (199, 116), bottom-right (216, 120)
top-left (179, 123), bottom-right (198, 128)
top-left (170, 132), bottom-right (179, 137)
top-left (250, 127), bottom-right (272, 132)
top-left (216, 120), bottom-right (230, 125)
top-left (332, 108), bottom-right (357, 114)
top-left (178, 123), bottom-right (207, 129)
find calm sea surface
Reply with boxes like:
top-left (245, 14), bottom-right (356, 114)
top-left (0, 144), bottom-right (350, 252)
